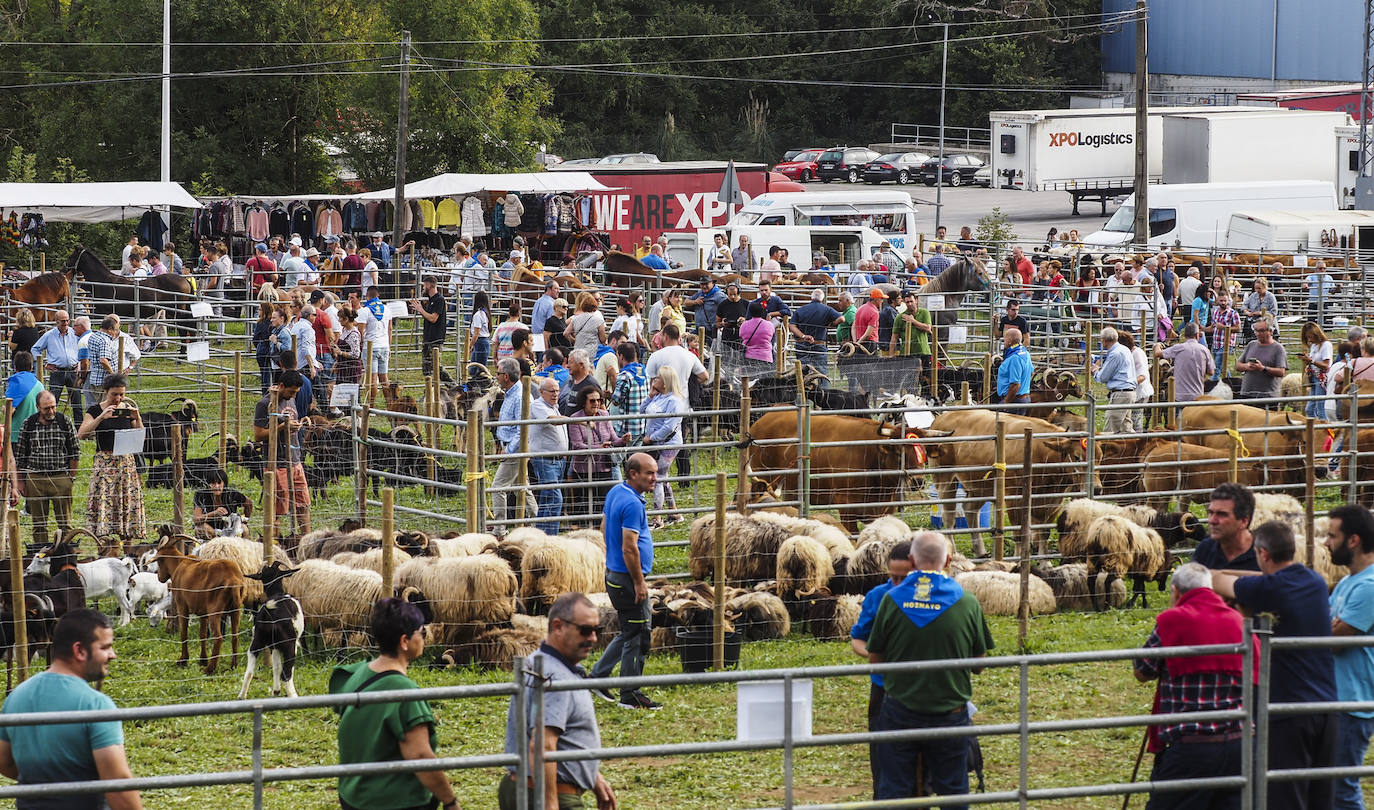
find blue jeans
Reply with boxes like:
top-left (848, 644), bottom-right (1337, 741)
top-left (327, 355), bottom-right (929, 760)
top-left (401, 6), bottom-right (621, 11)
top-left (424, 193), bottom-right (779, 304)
top-left (875, 698), bottom-right (970, 805)
top-left (589, 569), bottom-right (651, 699)
top-left (1307, 380), bottom-right (1326, 420)
top-left (470, 337), bottom-right (491, 367)
top-left (1212, 346), bottom-right (1226, 381)
top-left (1335, 713), bottom-right (1374, 809)
top-left (529, 458), bottom-right (565, 535)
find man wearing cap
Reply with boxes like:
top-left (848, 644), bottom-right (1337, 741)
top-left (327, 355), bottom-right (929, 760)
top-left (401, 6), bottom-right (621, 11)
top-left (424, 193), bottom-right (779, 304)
top-left (811, 252), bottom-right (833, 278)
top-left (266, 236), bottom-right (286, 269)
top-left (683, 276), bottom-right (726, 342)
top-left (853, 288), bottom-right (886, 355)
top-left (369, 232), bottom-right (394, 270)
top-left (998, 327), bottom-right (1033, 415)
top-left (279, 243), bottom-right (308, 288)
top-left (246, 242), bottom-right (277, 295)
top-left (301, 247), bottom-right (322, 286)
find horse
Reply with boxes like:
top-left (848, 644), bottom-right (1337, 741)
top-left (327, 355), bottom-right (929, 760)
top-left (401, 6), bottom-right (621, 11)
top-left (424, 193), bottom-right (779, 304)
top-left (65, 247), bottom-right (197, 336)
top-left (920, 255), bottom-right (991, 330)
top-left (3, 272), bottom-right (71, 322)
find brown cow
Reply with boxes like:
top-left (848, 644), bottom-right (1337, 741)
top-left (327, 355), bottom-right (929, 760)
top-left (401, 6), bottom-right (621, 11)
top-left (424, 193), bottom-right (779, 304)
top-left (1179, 401), bottom-right (1310, 489)
top-left (154, 536), bottom-right (246, 675)
top-left (926, 409), bottom-right (1093, 557)
top-left (1139, 437), bottom-right (1266, 512)
top-left (746, 411), bottom-right (940, 531)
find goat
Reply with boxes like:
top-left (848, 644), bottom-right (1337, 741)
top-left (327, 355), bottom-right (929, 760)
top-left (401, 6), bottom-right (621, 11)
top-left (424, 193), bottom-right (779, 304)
top-left (382, 382), bottom-right (419, 425)
top-left (154, 535), bottom-right (245, 674)
top-left (239, 561), bottom-right (303, 699)
top-left (368, 426), bottom-right (426, 496)
top-left (25, 539), bottom-right (85, 619)
top-left (143, 453), bottom-right (223, 490)
top-left (302, 423), bottom-right (354, 499)
top-left (28, 531), bottom-right (135, 621)
top-left (140, 398), bottom-right (199, 467)
top-left (124, 571), bottom-right (168, 625)
top-left (1, 594), bottom-right (57, 691)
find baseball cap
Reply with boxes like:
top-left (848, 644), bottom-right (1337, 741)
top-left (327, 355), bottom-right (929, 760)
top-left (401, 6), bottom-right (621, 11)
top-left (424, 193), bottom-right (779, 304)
top-left (289, 236), bottom-right (302, 247)
top-left (869, 288), bottom-right (887, 300)
top-left (371, 231), bottom-right (383, 238)
top-left (510, 250), bottom-right (524, 261)
top-left (309, 290), bottom-right (326, 303)
top-left (254, 242), bottom-right (268, 253)
top-left (813, 252), bottom-right (826, 260)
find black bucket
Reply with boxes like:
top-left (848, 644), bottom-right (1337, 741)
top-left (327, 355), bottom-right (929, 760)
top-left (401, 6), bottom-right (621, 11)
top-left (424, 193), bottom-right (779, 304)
top-left (675, 626), bottom-right (741, 673)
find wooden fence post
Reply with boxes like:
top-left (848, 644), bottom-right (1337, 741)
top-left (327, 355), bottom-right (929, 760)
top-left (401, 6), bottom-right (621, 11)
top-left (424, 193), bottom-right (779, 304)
top-left (775, 316), bottom-right (789, 376)
top-left (713, 472), bottom-right (727, 671)
top-left (466, 409), bottom-right (481, 530)
top-left (993, 420), bottom-right (1007, 561)
top-left (474, 410), bottom-right (488, 533)
top-left (1018, 427), bottom-right (1033, 650)
top-left (381, 488), bottom-right (395, 595)
top-left (982, 353), bottom-right (992, 404)
top-left (172, 424), bottom-right (185, 533)
top-left (736, 380), bottom-right (751, 514)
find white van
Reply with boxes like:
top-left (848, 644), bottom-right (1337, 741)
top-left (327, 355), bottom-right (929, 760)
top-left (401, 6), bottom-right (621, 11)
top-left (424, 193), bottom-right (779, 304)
top-left (1225, 209), bottom-right (1374, 259)
top-left (692, 224), bottom-right (907, 275)
top-left (719, 191), bottom-right (920, 253)
top-left (1082, 181), bottom-right (1338, 251)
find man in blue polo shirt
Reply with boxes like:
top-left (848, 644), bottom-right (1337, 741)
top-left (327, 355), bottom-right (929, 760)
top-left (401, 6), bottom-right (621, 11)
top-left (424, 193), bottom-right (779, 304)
top-left (1323, 504), bottom-right (1374, 810)
top-left (1215, 520), bottom-right (1338, 810)
top-left (850, 540), bottom-right (913, 798)
top-left (590, 452), bottom-right (661, 710)
top-left (997, 327), bottom-right (1032, 415)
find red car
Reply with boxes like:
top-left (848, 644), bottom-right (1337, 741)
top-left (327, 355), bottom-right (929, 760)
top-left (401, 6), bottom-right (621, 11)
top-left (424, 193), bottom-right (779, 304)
top-left (772, 149), bottom-right (826, 182)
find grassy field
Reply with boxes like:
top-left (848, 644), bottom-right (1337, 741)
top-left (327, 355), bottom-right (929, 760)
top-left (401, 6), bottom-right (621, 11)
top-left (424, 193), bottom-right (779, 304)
top-left (9, 316), bottom-right (1367, 807)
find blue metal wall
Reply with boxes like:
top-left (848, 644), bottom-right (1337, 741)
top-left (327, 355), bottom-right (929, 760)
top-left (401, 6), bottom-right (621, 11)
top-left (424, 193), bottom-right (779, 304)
top-left (1101, 0), bottom-right (1363, 81)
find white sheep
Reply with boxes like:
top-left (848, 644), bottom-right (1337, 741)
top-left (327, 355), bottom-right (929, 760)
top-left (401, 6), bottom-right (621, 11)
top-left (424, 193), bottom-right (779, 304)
top-left (955, 570), bottom-right (1056, 616)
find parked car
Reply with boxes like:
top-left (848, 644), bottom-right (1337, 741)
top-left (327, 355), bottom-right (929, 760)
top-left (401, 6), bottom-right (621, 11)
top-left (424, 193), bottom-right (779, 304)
top-left (973, 166), bottom-right (992, 187)
top-left (817, 147), bottom-right (881, 183)
top-left (598, 153), bottom-right (660, 164)
top-left (773, 150), bottom-right (825, 182)
top-left (862, 152), bottom-right (931, 185)
top-left (919, 155), bottom-right (985, 186)
top-left (781, 147), bottom-right (827, 163)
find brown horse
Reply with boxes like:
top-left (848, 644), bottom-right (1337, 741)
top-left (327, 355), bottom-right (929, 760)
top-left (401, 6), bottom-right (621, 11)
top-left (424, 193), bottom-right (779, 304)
top-left (66, 247), bottom-right (197, 336)
top-left (3, 272), bottom-right (71, 322)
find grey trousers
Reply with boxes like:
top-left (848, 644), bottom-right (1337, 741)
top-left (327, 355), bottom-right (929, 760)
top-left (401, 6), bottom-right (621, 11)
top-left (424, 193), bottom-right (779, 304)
top-left (492, 458), bottom-right (537, 527)
top-left (1105, 389), bottom-right (1136, 434)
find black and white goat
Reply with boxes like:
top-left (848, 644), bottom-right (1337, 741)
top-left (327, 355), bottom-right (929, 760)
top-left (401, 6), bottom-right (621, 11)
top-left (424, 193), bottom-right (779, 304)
top-left (238, 561), bottom-right (303, 699)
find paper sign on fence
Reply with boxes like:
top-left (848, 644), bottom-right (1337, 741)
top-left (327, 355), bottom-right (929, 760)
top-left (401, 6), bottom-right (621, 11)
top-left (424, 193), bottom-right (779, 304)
top-left (531, 333), bottom-right (546, 352)
top-left (947, 325), bottom-right (968, 344)
top-left (112, 428), bottom-right (145, 456)
top-left (386, 301), bottom-right (409, 319)
top-left (1292, 255), bottom-right (1308, 268)
top-left (925, 295), bottom-right (945, 311)
top-left (186, 341), bottom-right (210, 362)
top-left (330, 383), bottom-right (360, 407)
top-left (833, 263), bottom-right (851, 274)
top-left (190, 302), bottom-right (214, 318)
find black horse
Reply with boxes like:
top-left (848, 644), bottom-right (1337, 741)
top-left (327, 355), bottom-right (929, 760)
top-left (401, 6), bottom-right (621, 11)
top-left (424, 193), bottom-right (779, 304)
top-left (65, 246), bottom-right (197, 336)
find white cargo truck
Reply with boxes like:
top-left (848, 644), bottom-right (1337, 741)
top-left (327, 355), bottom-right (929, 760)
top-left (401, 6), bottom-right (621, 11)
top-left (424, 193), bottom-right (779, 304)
top-left (1162, 110), bottom-right (1351, 185)
top-left (1225, 209), bottom-right (1374, 259)
top-left (988, 106), bottom-right (1302, 214)
top-left (1336, 124), bottom-right (1361, 209)
top-left (1082, 181), bottom-right (1338, 251)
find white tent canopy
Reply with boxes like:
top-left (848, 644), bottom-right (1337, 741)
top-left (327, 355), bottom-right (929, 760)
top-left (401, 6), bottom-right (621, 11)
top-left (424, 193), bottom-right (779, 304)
top-left (356, 171), bottom-right (616, 201)
top-left (0, 181), bottom-right (202, 224)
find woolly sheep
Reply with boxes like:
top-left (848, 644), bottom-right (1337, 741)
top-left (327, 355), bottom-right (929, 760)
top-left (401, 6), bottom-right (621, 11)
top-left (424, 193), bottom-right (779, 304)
top-left (296, 526), bottom-right (384, 561)
top-left (775, 536), bottom-right (835, 597)
top-left (1082, 515), bottom-right (1169, 610)
top-left (800, 593), bottom-right (863, 640)
top-left (284, 560), bottom-right (384, 646)
top-left (395, 555), bottom-right (519, 644)
top-left (1056, 498), bottom-right (1128, 562)
top-left (725, 591), bottom-right (791, 641)
top-left (519, 537), bottom-right (606, 614)
top-left (856, 515), bottom-right (912, 546)
top-left (955, 570), bottom-right (1056, 616)
top-left (565, 528), bottom-right (607, 551)
top-left (440, 614), bottom-right (546, 670)
top-left (505, 526), bottom-right (550, 545)
top-left (687, 514), bottom-right (793, 583)
top-left (430, 534), bottom-right (499, 557)
top-left (842, 538), bottom-right (903, 595)
top-left (194, 538), bottom-right (293, 604)
top-left (972, 560), bottom-right (1017, 573)
top-left (1032, 563), bottom-right (1127, 611)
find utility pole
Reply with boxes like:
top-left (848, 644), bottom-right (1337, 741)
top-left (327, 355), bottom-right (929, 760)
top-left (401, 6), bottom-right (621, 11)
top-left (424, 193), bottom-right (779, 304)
top-left (392, 32), bottom-right (412, 261)
top-left (1132, 0), bottom-right (1149, 248)
top-left (1357, 0), bottom-right (1374, 209)
top-left (160, 0), bottom-right (171, 232)
top-left (934, 23), bottom-right (945, 232)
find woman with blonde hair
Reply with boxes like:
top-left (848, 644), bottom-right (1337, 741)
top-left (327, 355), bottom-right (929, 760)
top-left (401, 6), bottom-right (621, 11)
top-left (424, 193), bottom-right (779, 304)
top-left (1299, 321), bottom-right (1332, 419)
top-left (564, 291), bottom-right (607, 356)
top-left (8, 307), bottom-right (41, 357)
top-left (640, 365), bottom-right (687, 527)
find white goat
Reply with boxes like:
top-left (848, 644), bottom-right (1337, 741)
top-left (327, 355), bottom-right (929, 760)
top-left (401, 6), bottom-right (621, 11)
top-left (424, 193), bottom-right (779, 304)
top-left (124, 572), bottom-right (168, 627)
top-left (25, 555), bottom-right (136, 622)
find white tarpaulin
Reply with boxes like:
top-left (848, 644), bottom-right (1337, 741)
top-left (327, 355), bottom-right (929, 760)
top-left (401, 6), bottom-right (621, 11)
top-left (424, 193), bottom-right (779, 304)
top-left (356, 172), bottom-right (616, 201)
top-left (0, 181), bottom-right (202, 224)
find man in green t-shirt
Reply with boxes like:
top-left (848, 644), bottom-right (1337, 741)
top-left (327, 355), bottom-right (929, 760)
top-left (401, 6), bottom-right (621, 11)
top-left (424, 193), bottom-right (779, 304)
top-left (867, 531), bottom-right (994, 802)
top-left (889, 289), bottom-right (934, 390)
top-left (835, 291), bottom-right (857, 343)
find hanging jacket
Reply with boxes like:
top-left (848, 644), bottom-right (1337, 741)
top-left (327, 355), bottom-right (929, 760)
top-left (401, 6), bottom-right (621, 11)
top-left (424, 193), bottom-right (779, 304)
top-left (556, 194), bottom-right (575, 234)
top-left (435, 197), bottom-right (461, 228)
top-left (290, 204), bottom-right (314, 237)
top-left (229, 202), bottom-right (247, 235)
top-left (461, 196), bottom-right (488, 236)
top-left (502, 193), bottom-right (525, 227)
top-left (316, 205), bottom-right (343, 237)
top-left (542, 194), bottom-right (558, 235)
top-left (245, 206), bottom-right (270, 241)
top-left (341, 200), bottom-right (369, 232)
top-left (268, 205), bottom-right (291, 238)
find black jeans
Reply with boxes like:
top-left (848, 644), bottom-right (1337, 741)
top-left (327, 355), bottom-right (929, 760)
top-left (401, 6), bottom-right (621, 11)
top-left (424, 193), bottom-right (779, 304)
top-left (875, 698), bottom-right (970, 806)
top-left (588, 569), bottom-right (650, 699)
top-left (1145, 736), bottom-right (1241, 810)
top-left (1267, 713), bottom-right (1337, 810)
top-left (867, 681), bottom-right (885, 799)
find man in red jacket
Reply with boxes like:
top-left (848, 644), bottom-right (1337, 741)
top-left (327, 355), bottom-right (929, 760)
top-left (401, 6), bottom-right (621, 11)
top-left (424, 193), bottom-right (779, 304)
top-left (1133, 562), bottom-right (1257, 810)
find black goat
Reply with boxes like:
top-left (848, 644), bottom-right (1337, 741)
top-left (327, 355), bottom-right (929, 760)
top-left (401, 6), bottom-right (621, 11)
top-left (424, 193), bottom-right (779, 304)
top-left (368, 426), bottom-right (426, 496)
top-left (30, 540), bottom-right (84, 619)
top-left (144, 455), bottom-right (222, 490)
top-left (238, 561), bottom-right (303, 699)
top-left (233, 440), bottom-right (265, 482)
top-left (1, 593), bottom-right (57, 691)
top-left (302, 424), bottom-right (354, 498)
top-left (808, 387), bottom-right (871, 411)
top-left (141, 398), bottom-right (199, 467)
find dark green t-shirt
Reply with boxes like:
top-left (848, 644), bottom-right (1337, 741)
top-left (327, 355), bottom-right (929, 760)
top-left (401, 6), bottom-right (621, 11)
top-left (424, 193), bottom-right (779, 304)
top-left (866, 591), bottom-right (994, 713)
top-left (331, 661), bottom-right (438, 810)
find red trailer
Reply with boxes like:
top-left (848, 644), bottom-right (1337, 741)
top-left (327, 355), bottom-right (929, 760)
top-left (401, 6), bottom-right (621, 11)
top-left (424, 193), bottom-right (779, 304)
top-left (1237, 84), bottom-right (1367, 120)
top-left (550, 160), bottom-right (805, 250)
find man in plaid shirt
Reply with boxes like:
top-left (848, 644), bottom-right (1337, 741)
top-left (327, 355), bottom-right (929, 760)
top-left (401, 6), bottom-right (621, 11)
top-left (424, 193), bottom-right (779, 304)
top-left (1134, 562), bottom-right (1257, 810)
top-left (78, 315), bottom-right (121, 410)
top-left (15, 391), bottom-right (80, 546)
